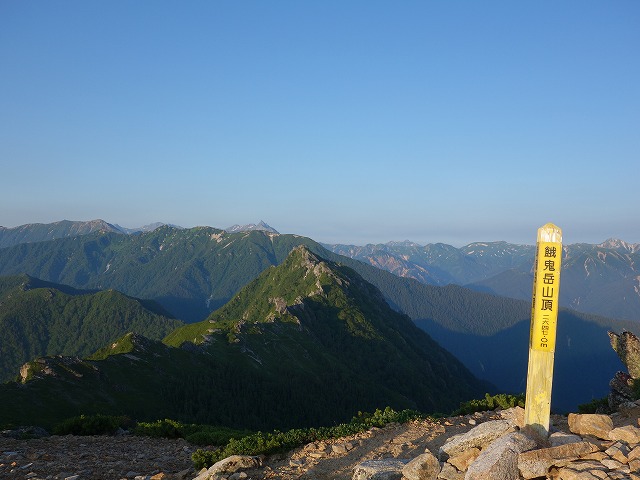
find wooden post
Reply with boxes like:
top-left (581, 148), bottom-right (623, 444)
top-left (524, 223), bottom-right (563, 438)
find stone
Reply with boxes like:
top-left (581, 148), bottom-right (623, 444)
top-left (559, 460), bottom-right (607, 472)
top-left (195, 455), bottom-right (262, 480)
top-left (447, 447), bottom-right (480, 471)
top-left (308, 451), bottom-right (326, 458)
top-left (604, 442), bottom-right (630, 463)
top-left (554, 468), bottom-right (601, 480)
top-left (550, 432), bottom-right (583, 447)
top-left (289, 459), bottom-right (305, 468)
top-left (332, 443), bottom-right (348, 454)
top-left (580, 452), bottom-right (608, 462)
top-left (464, 431), bottom-right (537, 480)
top-left (609, 424), bottom-right (640, 444)
top-left (332, 441), bottom-right (354, 454)
top-left (499, 406), bottom-right (525, 429)
top-left (352, 459), bottom-right (408, 480)
top-left (438, 420), bottom-right (515, 460)
top-left (436, 462), bottom-right (463, 480)
top-left (629, 445), bottom-right (640, 461)
top-left (228, 473), bottom-right (248, 480)
top-left (176, 468), bottom-right (193, 479)
top-left (402, 452), bottom-right (440, 480)
top-left (518, 441), bottom-right (599, 479)
top-left (600, 458), bottom-right (625, 469)
top-left (567, 414), bottom-right (613, 440)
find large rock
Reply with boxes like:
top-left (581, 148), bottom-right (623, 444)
top-left (402, 452), bottom-right (440, 480)
top-left (463, 431), bottom-right (536, 480)
top-left (352, 459), bottom-right (408, 480)
top-left (498, 406), bottom-right (525, 429)
top-left (609, 425), bottom-right (640, 444)
top-left (439, 420), bottom-right (515, 460)
top-left (567, 413), bottom-right (613, 440)
top-left (517, 441), bottom-right (599, 479)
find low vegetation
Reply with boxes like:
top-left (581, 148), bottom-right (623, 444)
top-left (53, 414), bottom-right (132, 436)
top-left (452, 393), bottom-right (525, 416)
top-left (46, 392), bottom-right (566, 471)
top-left (577, 397), bottom-right (611, 414)
top-left (134, 419), bottom-right (250, 446)
top-left (190, 407), bottom-right (426, 470)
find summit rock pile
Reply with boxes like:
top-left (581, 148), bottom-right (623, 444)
top-left (194, 406), bottom-right (640, 480)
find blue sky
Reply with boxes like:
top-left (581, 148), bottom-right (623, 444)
top-left (1, 1), bottom-right (638, 246)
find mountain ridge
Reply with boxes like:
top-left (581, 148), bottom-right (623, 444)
top-left (0, 274), bottom-right (182, 382)
top-left (0, 246), bottom-right (488, 429)
top-left (324, 238), bottom-right (640, 322)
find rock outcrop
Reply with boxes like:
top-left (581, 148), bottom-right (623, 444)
top-left (609, 331), bottom-right (640, 380)
top-left (608, 331), bottom-right (640, 411)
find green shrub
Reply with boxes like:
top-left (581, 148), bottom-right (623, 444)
top-left (134, 418), bottom-right (185, 439)
top-left (53, 414), bottom-right (130, 436)
top-left (192, 449), bottom-right (221, 470)
top-left (453, 393), bottom-right (525, 416)
top-left (577, 397), bottom-right (611, 414)
top-left (134, 419), bottom-right (249, 446)
top-left (191, 406), bottom-right (426, 470)
top-left (185, 426), bottom-right (250, 446)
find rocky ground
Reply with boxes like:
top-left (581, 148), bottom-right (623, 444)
top-left (0, 434), bottom-right (196, 480)
top-left (2, 408), bottom-right (639, 480)
top-left (238, 410), bottom-right (505, 480)
top-left (0, 411), bottom-right (500, 480)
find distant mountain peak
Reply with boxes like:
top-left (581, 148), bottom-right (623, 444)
top-left (598, 238), bottom-right (639, 253)
top-left (113, 222), bottom-right (182, 234)
top-left (0, 219), bottom-right (123, 248)
top-left (385, 240), bottom-right (421, 247)
top-left (224, 221), bottom-right (279, 234)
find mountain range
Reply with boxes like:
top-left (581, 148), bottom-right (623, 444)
top-left (0, 220), bottom-right (638, 413)
top-left (324, 238), bottom-right (640, 322)
top-left (0, 246), bottom-right (488, 430)
top-left (0, 219), bottom-right (177, 248)
top-left (0, 219), bottom-right (279, 249)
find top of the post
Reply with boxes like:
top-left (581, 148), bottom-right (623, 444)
top-left (537, 223), bottom-right (563, 243)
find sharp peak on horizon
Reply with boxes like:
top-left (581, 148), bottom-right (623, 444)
top-left (224, 221), bottom-right (279, 234)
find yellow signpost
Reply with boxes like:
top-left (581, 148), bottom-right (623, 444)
top-left (524, 223), bottom-right (563, 438)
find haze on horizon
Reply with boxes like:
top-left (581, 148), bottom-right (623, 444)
top-left (1, 1), bottom-right (638, 247)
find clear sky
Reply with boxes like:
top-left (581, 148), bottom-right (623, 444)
top-left (1, 1), bottom-right (638, 246)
